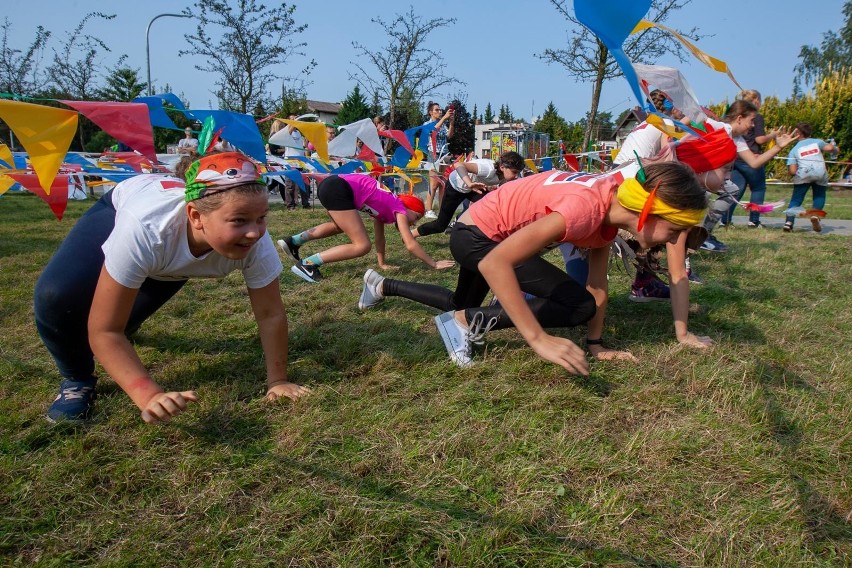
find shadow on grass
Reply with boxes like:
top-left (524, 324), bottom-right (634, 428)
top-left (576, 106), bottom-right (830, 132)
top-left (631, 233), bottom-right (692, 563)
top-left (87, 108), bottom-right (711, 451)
top-left (752, 361), bottom-right (851, 546)
top-left (271, 455), bottom-right (678, 567)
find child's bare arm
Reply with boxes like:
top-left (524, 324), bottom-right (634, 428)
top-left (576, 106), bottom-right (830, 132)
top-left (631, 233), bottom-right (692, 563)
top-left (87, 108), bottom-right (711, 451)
top-left (248, 280), bottom-right (310, 401)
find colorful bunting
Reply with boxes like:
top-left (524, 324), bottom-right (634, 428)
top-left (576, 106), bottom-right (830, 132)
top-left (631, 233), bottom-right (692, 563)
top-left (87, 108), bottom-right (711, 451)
top-left (631, 20), bottom-right (742, 89)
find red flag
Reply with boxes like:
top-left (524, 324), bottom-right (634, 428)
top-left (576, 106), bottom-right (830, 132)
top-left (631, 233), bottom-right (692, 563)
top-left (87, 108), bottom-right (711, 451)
top-left (7, 173), bottom-right (69, 220)
top-left (60, 101), bottom-right (157, 163)
top-left (563, 154), bottom-right (580, 172)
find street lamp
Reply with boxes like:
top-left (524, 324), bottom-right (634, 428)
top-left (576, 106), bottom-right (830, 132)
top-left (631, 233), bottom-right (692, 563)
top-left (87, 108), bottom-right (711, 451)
top-left (146, 13), bottom-right (190, 96)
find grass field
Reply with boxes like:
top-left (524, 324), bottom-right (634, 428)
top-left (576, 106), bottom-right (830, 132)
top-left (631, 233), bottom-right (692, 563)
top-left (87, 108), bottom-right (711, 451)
top-left (1, 188), bottom-right (850, 566)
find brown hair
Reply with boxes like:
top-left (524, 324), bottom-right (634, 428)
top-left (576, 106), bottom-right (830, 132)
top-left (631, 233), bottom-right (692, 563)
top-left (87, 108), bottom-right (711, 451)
top-left (642, 162), bottom-right (707, 211)
top-left (496, 151), bottom-right (525, 179)
top-left (722, 100), bottom-right (758, 123)
top-left (795, 122), bottom-right (812, 138)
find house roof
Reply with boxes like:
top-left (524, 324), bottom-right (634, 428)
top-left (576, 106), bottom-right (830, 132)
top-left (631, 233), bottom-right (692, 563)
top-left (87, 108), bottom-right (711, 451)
top-left (306, 100), bottom-right (342, 114)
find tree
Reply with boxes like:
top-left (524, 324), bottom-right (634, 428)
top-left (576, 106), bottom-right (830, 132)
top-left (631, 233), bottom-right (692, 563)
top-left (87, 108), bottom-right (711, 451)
top-left (0, 18), bottom-right (50, 95)
top-left (98, 66), bottom-right (147, 101)
top-left (335, 84), bottom-right (372, 126)
top-left (498, 104), bottom-right (512, 123)
top-left (46, 12), bottom-right (116, 100)
top-left (350, 7), bottom-right (460, 129)
top-left (277, 84), bottom-right (309, 118)
top-left (794, 1), bottom-right (852, 93)
top-left (539, 0), bottom-right (702, 165)
top-left (472, 103), bottom-right (478, 124)
top-left (182, 0), bottom-right (316, 114)
top-left (483, 102), bottom-right (495, 123)
top-left (447, 98), bottom-right (474, 156)
top-left (534, 101), bottom-right (571, 156)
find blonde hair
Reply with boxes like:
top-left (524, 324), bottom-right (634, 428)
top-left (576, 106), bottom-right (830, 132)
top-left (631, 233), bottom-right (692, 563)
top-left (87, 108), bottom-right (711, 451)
top-left (738, 89), bottom-right (761, 105)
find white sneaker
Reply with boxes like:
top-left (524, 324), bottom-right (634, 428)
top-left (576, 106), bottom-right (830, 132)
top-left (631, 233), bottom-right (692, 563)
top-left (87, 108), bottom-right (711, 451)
top-left (424, 210), bottom-right (438, 219)
top-left (358, 269), bottom-right (385, 310)
top-left (434, 311), bottom-right (497, 367)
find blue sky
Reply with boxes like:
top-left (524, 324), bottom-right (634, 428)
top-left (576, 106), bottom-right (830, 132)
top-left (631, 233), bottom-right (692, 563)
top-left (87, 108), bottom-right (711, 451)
top-left (4, 1), bottom-right (846, 121)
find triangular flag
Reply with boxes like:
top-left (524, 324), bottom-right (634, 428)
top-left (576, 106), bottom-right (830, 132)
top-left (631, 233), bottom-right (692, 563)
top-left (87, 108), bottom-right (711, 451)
top-left (7, 173), bottom-right (70, 219)
top-left (0, 143), bottom-right (14, 169)
top-left (575, 0), bottom-right (652, 106)
top-left (60, 100), bottom-right (157, 163)
top-left (0, 100), bottom-right (78, 194)
top-left (379, 129), bottom-right (415, 156)
top-left (631, 20), bottom-right (742, 89)
top-left (280, 120), bottom-right (329, 163)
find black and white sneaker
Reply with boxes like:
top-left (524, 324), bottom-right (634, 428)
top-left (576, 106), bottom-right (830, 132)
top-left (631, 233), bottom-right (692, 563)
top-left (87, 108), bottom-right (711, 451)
top-left (291, 262), bottom-right (322, 283)
top-left (277, 237), bottom-right (301, 263)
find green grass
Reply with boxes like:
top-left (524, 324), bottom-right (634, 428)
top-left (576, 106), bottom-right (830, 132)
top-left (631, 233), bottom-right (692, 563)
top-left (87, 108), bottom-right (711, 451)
top-left (1, 190), bottom-right (850, 566)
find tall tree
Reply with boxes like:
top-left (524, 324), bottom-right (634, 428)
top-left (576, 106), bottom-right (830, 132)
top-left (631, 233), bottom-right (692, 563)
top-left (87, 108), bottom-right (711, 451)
top-left (98, 66), bottom-right (147, 101)
top-left (447, 98), bottom-right (474, 156)
top-left (0, 18), bottom-right (50, 96)
top-left (472, 103), bottom-right (478, 124)
top-left (335, 84), bottom-right (372, 125)
top-left (538, 0), bottom-right (702, 164)
top-left (483, 102), bottom-right (495, 123)
top-left (182, 0), bottom-right (316, 114)
top-left (498, 104), bottom-right (512, 123)
top-left (534, 101), bottom-right (571, 156)
top-left (46, 12), bottom-right (116, 100)
top-left (350, 7), bottom-right (460, 129)
top-left (794, 0), bottom-right (852, 94)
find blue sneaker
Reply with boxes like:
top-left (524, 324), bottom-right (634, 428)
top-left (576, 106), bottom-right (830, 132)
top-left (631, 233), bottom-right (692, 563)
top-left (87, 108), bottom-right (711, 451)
top-left (47, 378), bottom-right (97, 422)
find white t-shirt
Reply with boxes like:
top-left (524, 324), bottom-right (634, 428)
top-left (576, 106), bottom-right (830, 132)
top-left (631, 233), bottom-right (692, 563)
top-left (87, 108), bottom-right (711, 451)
top-left (102, 174), bottom-right (282, 289)
top-left (284, 129), bottom-right (306, 158)
top-left (448, 159), bottom-right (500, 193)
top-left (614, 122), bottom-right (665, 164)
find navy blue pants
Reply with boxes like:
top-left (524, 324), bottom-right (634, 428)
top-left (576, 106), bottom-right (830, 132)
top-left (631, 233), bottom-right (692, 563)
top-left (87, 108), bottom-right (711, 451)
top-left (34, 191), bottom-right (186, 381)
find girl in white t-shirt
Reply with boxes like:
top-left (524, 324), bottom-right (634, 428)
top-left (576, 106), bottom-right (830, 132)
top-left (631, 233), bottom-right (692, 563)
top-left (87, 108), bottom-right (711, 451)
top-left (35, 151), bottom-right (310, 424)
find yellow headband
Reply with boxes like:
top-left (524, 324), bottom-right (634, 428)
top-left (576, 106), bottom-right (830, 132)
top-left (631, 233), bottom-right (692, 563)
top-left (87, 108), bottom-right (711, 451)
top-left (616, 178), bottom-right (705, 228)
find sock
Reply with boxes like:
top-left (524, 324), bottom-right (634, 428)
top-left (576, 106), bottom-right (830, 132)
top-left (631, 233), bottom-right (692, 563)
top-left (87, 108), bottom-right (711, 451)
top-left (304, 253), bottom-right (324, 267)
top-left (291, 231), bottom-right (311, 246)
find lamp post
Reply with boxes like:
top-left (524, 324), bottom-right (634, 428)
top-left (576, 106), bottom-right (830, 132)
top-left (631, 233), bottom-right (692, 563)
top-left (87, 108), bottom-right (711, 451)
top-left (146, 13), bottom-right (190, 96)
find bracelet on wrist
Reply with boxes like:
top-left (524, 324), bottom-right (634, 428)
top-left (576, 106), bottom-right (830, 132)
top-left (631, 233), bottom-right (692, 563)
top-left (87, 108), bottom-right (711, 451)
top-left (585, 337), bottom-right (604, 348)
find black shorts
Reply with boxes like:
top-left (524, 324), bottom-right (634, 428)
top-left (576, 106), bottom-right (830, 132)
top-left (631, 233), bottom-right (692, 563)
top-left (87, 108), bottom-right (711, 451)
top-left (317, 175), bottom-right (356, 211)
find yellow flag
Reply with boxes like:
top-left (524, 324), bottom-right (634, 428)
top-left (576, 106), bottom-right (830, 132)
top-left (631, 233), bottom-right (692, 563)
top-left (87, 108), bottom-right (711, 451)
top-left (523, 159), bottom-right (539, 173)
top-left (0, 174), bottom-right (16, 195)
top-left (281, 119), bottom-right (329, 163)
top-left (0, 100), bottom-right (78, 194)
top-left (646, 113), bottom-right (688, 140)
top-left (0, 143), bottom-right (13, 169)
top-left (631, 20), bottom-right (741, 89)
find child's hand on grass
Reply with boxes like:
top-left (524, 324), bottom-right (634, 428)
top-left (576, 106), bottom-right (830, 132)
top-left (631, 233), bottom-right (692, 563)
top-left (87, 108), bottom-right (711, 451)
top-left (678, 332), bottom-right (713, 349)
top-left (141, 391), bottom-right (198, 424)
top-left (530, 335), bottom-right (589, 375)
top-left (433, 260), bottom-right (456, 270)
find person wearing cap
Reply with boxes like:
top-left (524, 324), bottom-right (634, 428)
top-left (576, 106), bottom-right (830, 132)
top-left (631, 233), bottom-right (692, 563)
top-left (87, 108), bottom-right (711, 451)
top-left (177, 127), bottom-right (199, 155)
top-left (277, 174), bottom-right (455, 284)
top-left (357, 162), bottom-right (709, 372)
top-left (34, 151), bottom-right (310, 424)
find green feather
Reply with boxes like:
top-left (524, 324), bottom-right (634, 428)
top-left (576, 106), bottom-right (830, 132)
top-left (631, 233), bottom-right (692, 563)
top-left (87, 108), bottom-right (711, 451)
top-left (197, 116), bottom-right (216, 156)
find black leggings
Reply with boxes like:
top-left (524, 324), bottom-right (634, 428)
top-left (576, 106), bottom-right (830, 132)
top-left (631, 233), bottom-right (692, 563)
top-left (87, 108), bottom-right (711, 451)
top-left (416, 184), bottom-right (485, 236)
top-left (382, 222), bottom-right (596, 330)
